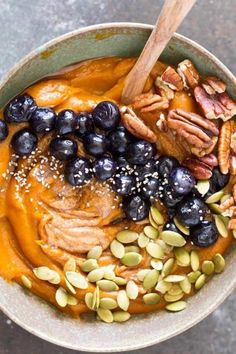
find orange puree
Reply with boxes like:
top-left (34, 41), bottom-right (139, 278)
top-left (0, 57), bottom-right (233, 319)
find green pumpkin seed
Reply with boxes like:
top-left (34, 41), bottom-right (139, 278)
top-left (33, 266), bottom-right (54, 281)
top-left (138, 232), bottom-right (150, 248)
top-left (143, 293), bottom-right (160, 305)
top-left (164, 275), bottom-right (186, 283)
top-left (149, 212), bottom-right (159, 228)
top-left (164, 292), bottom-right (184, 302)
top-left (196, 180), bottom-right (210, 196)
top-left (144, 225), bottom-right (159, 239)
top-left (65, 279), bottom-right (76, 295)
top-left (66, 271), bottom-right (88, 289)
top-left (173, 217), bottom-right (190, 236)
top-left (174, 248), bottom-right (190, 266)
top-left (63, 258), bottom-right (76, 273)
top-left (117, 290), bottom-right (130, 311)
top-left (113, 311), bottom-right (131, 322)
top-left (161, 231), bottom-right (186, 247)
top-left (48, 271), bottom-right (61, 285)
top-left (205, 190), bottom-right (224, 204)
top-left (21, 275), bottom-right (32, 289)
top-left (213, 253), bottom-right (225, 273)
top-left (168, 284), bottom-right (183, 296)
top-left (166, 301), bottom-right (186, 312)
top-left (221, 193), bottom-right (231, 203)
top-left (125, 245), bottom-right (140, 253)
top-left (209, 203), bottom-right (222, 214)
top-left (190, 250), bottom-right (200, 271)
top-left (233, 230), bottom-right (236, 239)
top-left (92, 286), bottom-right (100, 310)
top-left (202, 260), bottom-right (215, 275)
top-left (81, 259), bottom-right (98, 273)
top-left (67, 295), bottom-right (78, 306)
top-left (150, 206), bottom-right (164, 225)
top-left (180, 277), bottom-right (191, 294)
top-left (121, 252), bottom-right (142, 267)
top-left (143, 269), bottom-right (159, 290)
top-left (97, 280), bottom-right (119, 292)
top-left (97, 308), bottom-right (113, 323)
top-left (146, 243), bottom-right (164, 259)
top-left (161, 258), bottom-right (174, 277)
top-left (151, 259), bottom-right (163, 271)
top-left (85, 292), bottom-right (94, 310)
top-left (116, 230), bottom-right (138, 244)
top-left (55, 287), bottom-right (68, 307)
top-left (214, 215), bottom-right (229, 238)
top-left (87, 246), bottom-right (103, 259)
top-left (187, 271), bottom-right (201, 283)
top-left (155, 280), bottom-right (172, 294)
top-left (113, 277), bottom-right (127, 285)
top-left (195, 274), bottom-right (206, 290)
top-left (137, 269), bottom-right (150, 282)
top-left (110, 240), bottom-right (125, 259)
top-left (103, 268), bottom-right (115, 281)
top-left (100, 297), bottom-right (117, 310)
top-left (156, 239), bottom-right (173, 254)
top-left (87, 268), bottom-right (104, 282)
top-left (126, 280), bottom-right (139, 300)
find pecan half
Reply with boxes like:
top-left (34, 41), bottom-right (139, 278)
top-left (155, 77), bottom-right (174, 100)
top-left (167, 109), bottom-right (219, 155)
top-left (120, 106), bottom-right (156, 143)
top-left (202, 76), bottom-right (226, 95)
top-left (218, 120), bottom-right (234, 174)
top-left (177, 59), bottom-right (200, 89)
top-left (183, 153), bottom-right (218, 180)
top-left (161, 66), bottom-right (184, 91)
top-left (194, 86), bottom-right (236, 121)
top-left (132, 93), bottom-right (169, 113)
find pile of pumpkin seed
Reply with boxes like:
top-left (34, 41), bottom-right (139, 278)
top-left (21, 204), bottom-right (228, 323)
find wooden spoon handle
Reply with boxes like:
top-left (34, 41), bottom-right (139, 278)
top-left (122, 0), bottom-right (197, 104)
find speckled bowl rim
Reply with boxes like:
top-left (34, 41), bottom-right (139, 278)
top-left (0, 23), bottom-right (236, 352)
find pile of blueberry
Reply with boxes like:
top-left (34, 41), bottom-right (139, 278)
top-left (2, 93), bottom-right (230, 247)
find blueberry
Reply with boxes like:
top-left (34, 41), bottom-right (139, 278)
top-left (123, 195), bottom-right (150, 221)
top-left (141, 177), bottom-right (159, 200)
top-left (191, 220), bottom-right (218, 247)
top-left (49, 137), bottom-right (77, 161)
top-left (117, 156), bottom-right (131, 171)
top-left (93, 157), bottom-right (117, 181)
top-left (65, 157), bottom-right (92, 186)
top-left (134, 159), bottom-right (156, 181)
top-left (161, 185), bottom-right (183, 209)
top-left (93, 101), bottom-right (120, 131)
top-left (75, 112), bottom-right (94, 138)
top-left (83, 133), bottom-right (109, 156)
top-left (55, 109), bottom-right (77, 135)
top-left (155, 155), bottom-right (179, 179)
top-left (113, 175), bottom-right (135, 196)
top-left (4, 94), bottom-right (37, 123)
top-left (169, 167), bottom-right (195, 195)
top-left (0, 120), bottom-right (8, 141)
top-left (11, 128), bottom-right (37, 156)
top-left (29, 107), bottom-right (56, 134)
top-left (163, 220), bottom-right (180, 234)
top-left (126, 140), bottom-right (155, 165)
top-left (108, 125), bottom-right (132, 155)
top-left (176, 197), bottom-right (208, 227)
top-left (211, 167), bottom-right (230, 191)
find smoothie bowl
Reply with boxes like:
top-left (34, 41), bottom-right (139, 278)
top-left (0, 23), bottom-right (236, 352)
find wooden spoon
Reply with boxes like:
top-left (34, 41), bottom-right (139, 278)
top-left (121, 0), bottom-right (197, 104)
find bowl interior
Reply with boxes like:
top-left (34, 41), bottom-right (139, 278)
top-left (0, 23), bottom-right (236, 352)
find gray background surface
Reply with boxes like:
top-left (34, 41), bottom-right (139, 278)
top-left (0, 0), bottom-right (235, 353)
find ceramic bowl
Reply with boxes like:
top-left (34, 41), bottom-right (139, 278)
top-left (0, 23), bottom-right (236, 352)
